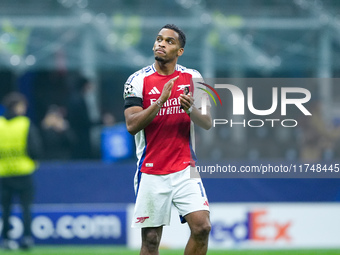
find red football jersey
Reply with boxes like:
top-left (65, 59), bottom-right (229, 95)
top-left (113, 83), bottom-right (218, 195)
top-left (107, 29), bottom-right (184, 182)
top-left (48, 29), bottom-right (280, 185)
top-left (124, 64), bottom-right (209, 175)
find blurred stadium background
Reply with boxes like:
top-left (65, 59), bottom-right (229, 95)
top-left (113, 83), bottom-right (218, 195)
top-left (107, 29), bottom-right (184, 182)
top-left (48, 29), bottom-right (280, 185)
top-left (0, 0), bottom-right (340, 253)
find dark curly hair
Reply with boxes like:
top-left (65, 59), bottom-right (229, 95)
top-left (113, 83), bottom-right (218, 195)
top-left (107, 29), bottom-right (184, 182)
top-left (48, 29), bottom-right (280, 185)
top-left (161, 24), bottom-right (186, 48)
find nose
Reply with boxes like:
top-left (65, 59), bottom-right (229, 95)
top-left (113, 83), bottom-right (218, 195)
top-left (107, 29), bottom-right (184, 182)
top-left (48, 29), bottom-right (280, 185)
top-left (158, 39), bottom-right (165, 47)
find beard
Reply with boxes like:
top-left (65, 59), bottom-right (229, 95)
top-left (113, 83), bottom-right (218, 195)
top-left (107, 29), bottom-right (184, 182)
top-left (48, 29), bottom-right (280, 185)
top-left (155, 56), bottom-right (165, 62)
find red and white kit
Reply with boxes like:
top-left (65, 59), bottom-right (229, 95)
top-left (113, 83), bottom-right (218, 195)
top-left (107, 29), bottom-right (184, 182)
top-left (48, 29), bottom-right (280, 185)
top-left (124, 63), bottom-right (210, 228)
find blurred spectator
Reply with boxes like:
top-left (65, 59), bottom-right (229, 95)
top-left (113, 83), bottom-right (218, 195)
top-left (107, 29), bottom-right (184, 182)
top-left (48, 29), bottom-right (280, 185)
top-left (101, 111), bottom-right (116, 127)
top-left (299, 100), bottom-right (340, 161)
top-left (41, 105), bottom-right (75, 160)
top-left (0, 92), bottom-right (42, 250)
top-left (91, 110), bottom-right (117, 159)
top-left (67, 77), bottom-right (94, 159)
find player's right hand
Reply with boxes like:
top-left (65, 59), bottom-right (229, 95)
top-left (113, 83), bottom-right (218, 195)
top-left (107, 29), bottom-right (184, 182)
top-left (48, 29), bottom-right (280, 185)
top-left (159, 76), bottom-right (179, 103)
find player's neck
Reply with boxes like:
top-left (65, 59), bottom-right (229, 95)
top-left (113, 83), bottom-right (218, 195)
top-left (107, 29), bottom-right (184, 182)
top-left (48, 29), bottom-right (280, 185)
top-left (154, 60), bottom-right (176, 76)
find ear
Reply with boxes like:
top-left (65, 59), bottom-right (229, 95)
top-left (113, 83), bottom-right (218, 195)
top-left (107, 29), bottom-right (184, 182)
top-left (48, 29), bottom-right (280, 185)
top-left (177, 48), bottom-right (184, 57)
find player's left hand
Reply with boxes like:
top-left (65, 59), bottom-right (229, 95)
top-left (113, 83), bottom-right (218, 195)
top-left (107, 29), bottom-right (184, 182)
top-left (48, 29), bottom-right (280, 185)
top-left (179, 92), bottom-right (194, 111)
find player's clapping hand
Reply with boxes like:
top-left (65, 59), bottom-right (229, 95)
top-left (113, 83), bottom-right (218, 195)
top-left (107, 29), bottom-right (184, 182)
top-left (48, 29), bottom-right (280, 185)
top-left (159, 76), bottom-right (179, 103)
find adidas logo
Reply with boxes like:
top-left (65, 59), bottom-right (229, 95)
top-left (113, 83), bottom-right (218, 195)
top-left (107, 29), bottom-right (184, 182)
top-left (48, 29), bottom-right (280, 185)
top-left (148, 87), bottom-right (161, 95)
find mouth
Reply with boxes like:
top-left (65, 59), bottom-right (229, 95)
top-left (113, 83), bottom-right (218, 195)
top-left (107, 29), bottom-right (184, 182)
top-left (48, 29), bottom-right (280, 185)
top-left (155, 48), bottom-right (165, 54)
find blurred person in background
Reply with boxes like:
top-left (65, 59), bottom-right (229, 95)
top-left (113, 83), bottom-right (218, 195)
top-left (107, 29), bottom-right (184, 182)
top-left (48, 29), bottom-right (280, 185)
top-left (299, 99), bottom-right (340, 162)
top-left (90, 110), bottom-right (117, 159)
top-left (41, 105), bottom-right (75, 160)
top-left (67, 77), bottom-right (93, 159)
top-left (0, 92), bottom-right (42, 250)
top-left (101, 110), bottom-right (116, 127)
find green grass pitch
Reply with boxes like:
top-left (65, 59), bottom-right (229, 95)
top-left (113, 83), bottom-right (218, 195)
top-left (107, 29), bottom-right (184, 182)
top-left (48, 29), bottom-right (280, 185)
top-left (3, 246), bottom-right (340, 255)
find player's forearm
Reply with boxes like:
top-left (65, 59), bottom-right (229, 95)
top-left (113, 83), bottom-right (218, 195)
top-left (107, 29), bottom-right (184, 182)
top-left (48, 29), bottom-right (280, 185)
top-left (190, 107), bottom-right (212, 130)
top-left (125, 103), bottom-right (162, 135)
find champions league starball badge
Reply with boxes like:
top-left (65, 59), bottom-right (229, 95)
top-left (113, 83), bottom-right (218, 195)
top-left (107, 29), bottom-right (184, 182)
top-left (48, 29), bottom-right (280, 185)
top-left (124, 83), bottom-right (136, 98)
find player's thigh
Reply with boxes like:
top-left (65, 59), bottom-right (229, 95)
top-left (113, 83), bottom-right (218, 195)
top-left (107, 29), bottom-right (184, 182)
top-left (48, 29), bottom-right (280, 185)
top-left (184, 210), bottom-right (211, 233)
top-left (172, 170), bottom-right (209, 219)
top-left (133, 173), bottom-right (172, 227)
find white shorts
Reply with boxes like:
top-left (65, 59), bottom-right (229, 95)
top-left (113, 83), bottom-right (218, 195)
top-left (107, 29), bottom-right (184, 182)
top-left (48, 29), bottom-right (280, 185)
top-left (131, 166), bottom-right (209, 228)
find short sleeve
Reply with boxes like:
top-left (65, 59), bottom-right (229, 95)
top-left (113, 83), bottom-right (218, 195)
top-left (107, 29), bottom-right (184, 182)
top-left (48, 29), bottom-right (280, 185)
top-left (123, 71), bottom-right (144, 100)
top-left (191, 71), bottom-right (211, 109)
